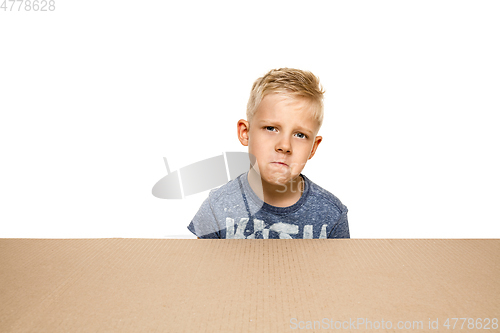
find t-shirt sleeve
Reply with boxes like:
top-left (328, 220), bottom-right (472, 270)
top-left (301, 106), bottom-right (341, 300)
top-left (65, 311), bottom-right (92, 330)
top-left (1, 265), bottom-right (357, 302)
top-left (187, 194), bottom-right (222, 239)
top-left (327, 204), bottom-right (350, 239)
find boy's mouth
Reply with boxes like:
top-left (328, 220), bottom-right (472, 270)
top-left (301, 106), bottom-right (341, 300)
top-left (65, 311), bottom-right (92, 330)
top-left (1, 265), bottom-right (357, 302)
top-left (271, 161), bottom-right (288, 167)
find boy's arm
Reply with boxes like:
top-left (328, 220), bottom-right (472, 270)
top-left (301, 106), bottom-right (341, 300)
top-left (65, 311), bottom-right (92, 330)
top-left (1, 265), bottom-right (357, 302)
top-left (187, 193), bottom-right (222, 239)
top-left (328, 205), bottom-right (350, 239)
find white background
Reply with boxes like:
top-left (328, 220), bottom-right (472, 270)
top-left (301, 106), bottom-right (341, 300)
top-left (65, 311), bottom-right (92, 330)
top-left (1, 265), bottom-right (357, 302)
top-left (1, 1), bottom-right (499, 238)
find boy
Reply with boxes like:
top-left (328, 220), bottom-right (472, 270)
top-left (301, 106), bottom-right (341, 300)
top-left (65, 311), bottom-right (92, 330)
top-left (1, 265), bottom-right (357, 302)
top-left (187, 68), bottom-right (350, 239)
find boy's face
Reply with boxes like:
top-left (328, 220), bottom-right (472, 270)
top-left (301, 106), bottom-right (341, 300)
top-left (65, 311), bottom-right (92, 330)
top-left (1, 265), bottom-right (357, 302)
top-left (237, 93), bottom-right (322, 188)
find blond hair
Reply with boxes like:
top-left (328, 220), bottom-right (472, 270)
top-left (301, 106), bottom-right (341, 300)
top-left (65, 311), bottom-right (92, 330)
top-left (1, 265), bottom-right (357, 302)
top-left (246, 68), bottom-right (325, 128)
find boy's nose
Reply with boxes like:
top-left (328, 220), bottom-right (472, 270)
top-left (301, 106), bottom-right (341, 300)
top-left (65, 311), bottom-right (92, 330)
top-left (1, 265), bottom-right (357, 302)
top-left (275, 138), bottom-right (292, 154)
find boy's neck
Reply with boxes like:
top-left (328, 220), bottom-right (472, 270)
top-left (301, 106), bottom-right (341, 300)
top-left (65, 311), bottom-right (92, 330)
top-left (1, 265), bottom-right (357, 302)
top-left (247, 168), bottom-right (304, 208)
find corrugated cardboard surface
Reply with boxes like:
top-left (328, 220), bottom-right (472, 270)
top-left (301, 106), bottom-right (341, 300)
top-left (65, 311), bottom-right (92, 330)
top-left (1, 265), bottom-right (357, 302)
top-left (0, 239), bottom-right (499, 332)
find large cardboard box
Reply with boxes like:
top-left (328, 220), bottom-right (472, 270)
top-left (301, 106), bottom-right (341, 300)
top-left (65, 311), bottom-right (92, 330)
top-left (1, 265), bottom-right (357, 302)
top-left (1, 239), bottom-right (499, 332)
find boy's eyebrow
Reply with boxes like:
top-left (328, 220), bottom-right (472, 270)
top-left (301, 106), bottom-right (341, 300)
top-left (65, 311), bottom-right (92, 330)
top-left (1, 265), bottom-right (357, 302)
top-left (258, 119), bottom-right (314, 135)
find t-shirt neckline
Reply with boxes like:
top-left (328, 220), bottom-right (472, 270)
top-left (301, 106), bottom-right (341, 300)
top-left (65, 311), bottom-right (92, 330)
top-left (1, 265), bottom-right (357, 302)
top-left (239, 170), bottom-right (311, 216)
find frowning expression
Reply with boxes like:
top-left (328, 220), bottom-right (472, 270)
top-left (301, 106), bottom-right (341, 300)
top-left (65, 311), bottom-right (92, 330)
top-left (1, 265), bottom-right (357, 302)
top-left (238, 93), bottom-right (322, 187)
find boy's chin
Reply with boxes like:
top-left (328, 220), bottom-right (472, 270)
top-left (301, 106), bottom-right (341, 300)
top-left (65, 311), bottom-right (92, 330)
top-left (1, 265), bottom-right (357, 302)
top-left (250, 166), bottom-right (302, 187)
top-left (262, 172), bottom-right (296, 187)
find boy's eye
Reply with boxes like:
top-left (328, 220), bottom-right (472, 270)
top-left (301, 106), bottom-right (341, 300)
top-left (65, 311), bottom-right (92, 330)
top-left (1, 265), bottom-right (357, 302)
top-left (265, 126), bottom-right (277, 132)
top-left (295, 133), bottom-right (307, 139)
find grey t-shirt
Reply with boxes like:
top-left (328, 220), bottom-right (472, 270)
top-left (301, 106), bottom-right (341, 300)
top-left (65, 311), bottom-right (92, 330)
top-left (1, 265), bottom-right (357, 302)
top-left (187, 171), bottom-right (350, 239)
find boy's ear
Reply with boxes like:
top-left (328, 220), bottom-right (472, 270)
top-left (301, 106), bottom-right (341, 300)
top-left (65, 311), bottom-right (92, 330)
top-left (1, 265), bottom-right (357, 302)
top-left (308, 136), bottom-right (322, 159)
top-left (237, 119), bottom-right (250, 146)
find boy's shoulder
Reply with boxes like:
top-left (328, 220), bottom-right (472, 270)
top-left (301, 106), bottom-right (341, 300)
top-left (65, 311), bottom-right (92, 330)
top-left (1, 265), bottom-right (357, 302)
top-left (204, 173), bottom-right (245, 204)
top-left (304, 175), bottom-right (348, 213)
